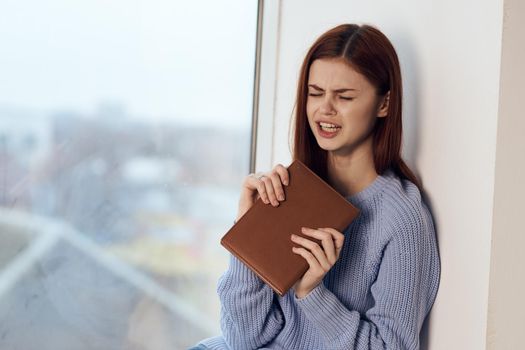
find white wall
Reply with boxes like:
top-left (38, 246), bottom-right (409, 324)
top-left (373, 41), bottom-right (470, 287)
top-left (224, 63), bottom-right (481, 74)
top-left (255, 0), bottom-right (520, 349)
top-left (486, 0), bottom-right (525, 348)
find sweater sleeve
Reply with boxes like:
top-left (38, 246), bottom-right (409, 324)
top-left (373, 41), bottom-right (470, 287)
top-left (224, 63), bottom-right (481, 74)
top-left (295, 211), bottom-right (440, 350)
top-left (217, 254), bottom-right (285, 349)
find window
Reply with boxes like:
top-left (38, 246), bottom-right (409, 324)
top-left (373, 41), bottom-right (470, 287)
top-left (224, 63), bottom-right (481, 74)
top-left (0, 1), bottom-right (258, 348)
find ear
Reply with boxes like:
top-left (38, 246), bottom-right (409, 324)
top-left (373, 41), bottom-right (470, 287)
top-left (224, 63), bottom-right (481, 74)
top-left (377, 90), bottom-right (390, 118)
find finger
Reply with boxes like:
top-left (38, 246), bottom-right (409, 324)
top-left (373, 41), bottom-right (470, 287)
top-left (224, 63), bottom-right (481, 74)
top-left (318, 228), bottom-right (345, 257)
top-left (247, 174), bottom-right (270, 204)
top-left (273, 163), bottom-right (290, 186)
top-left (291, 234), bottom-right (331, 270)
top-left (292, 247), bottom-right (324, 275)
top-left (268, 171), bottom-right (286, 202)
top-left (260, 175), bottom-right (280, 206)
top-left (301, 227), bottom-right (336, 264)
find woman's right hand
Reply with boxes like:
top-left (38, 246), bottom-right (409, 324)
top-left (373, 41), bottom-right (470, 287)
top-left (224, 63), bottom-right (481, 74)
top-left (236, 163), bottom-right (290, 222)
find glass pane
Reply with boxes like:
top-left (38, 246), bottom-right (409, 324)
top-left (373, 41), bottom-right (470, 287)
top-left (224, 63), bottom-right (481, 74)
top-left (0, 0), bottom-right (257, 348)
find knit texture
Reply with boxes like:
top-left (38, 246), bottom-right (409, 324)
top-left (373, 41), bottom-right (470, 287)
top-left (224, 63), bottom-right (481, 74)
top-left (197, 168), bottom-right (441, 350)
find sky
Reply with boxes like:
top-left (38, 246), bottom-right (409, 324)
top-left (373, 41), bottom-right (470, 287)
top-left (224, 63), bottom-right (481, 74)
top-left (0, 0), bottom-right (258, 129)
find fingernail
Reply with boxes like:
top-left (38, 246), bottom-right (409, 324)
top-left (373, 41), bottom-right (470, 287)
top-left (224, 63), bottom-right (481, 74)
top-left (278, 195), bottom-right (284, 201)
top-left (301, 227), bottom-right (306, 232)
top-left (290, 234), bottom-right (296, 240)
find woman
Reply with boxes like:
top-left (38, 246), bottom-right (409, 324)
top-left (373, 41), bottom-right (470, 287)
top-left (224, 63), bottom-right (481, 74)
top-left (192, 23), bottom-right (440, 350)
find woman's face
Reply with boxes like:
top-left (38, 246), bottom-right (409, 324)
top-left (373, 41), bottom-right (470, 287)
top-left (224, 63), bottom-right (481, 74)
top-left (306, 58), bottom-right (389, 156)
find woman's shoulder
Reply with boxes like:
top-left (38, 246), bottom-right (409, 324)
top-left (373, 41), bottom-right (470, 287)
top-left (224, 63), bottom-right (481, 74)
top-left (379, 169), bottom-right (434, 238)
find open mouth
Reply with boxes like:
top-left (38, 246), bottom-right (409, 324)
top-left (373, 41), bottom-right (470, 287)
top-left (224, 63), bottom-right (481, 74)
top-left (317, 122), bottom-right (341, 137)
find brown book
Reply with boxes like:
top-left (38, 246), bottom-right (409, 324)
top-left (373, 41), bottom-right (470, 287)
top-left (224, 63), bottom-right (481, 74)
top-left (220, 159), bottom-right (360, 296)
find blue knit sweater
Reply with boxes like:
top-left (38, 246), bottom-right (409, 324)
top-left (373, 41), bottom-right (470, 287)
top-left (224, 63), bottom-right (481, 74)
top-left (197, 168), bottom-right (441, 350)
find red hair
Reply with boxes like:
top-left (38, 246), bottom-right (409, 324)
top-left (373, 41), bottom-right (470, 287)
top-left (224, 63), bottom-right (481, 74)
top-left (289, 23), bottom-right (422, 192)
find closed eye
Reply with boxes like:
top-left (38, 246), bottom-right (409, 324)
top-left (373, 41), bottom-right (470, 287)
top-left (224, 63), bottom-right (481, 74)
top-left (308, 93), bottom-right (353, 101)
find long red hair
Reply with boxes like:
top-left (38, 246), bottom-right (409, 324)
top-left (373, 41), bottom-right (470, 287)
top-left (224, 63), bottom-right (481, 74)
top-left (289, 23), bottom-right (422, 192)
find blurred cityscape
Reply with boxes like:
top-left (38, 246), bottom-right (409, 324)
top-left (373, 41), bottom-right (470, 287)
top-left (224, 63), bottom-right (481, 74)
top-left (0, 104), bottom-right (250, 349)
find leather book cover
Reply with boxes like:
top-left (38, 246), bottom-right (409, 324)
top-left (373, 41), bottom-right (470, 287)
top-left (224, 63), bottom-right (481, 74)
top-left (220, 159), bottom-right (361, 296)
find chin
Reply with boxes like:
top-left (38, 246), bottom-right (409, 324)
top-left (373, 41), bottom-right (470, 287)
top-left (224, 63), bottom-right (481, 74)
top-left (315, 139), bottom-right (341, 152)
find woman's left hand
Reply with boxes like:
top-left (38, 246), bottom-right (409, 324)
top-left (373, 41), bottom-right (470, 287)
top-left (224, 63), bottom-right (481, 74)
top-left (291, 227), bottom-right (345, 298)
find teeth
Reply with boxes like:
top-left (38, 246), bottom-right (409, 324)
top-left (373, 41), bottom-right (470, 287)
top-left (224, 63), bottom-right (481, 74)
top-left (319, 122), bottom-right (341, 132)
top-left (319, 122), bottom-right (340, 128)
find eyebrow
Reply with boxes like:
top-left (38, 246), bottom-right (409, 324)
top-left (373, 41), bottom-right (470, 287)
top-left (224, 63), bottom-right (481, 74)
top-left (308, 84), bottom-right (359, 92)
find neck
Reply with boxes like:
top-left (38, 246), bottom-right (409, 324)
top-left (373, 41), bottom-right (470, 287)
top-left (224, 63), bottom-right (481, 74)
top-left (326, 137), bottom-right (378, 197)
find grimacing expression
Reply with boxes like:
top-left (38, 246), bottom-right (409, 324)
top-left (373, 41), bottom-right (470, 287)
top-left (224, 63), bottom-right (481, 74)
top-left (306, 58), bottom-right (389, 155)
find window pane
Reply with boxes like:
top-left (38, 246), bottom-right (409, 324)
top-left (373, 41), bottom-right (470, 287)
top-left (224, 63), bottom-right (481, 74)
top-left (0, 1), bottom-right (257, 348)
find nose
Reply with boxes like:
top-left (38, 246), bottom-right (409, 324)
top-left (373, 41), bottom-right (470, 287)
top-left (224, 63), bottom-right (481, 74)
top-left (319, 95), bottom-right (336, 115)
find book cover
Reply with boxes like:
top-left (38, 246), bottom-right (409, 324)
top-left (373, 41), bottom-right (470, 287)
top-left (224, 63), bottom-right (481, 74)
top-left (220, 159), bottom-right (360, 296)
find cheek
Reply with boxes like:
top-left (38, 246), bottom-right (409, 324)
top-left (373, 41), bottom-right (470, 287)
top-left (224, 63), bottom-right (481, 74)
top-left (306, 99), bottom-right (315, 116)
top-left (306, 101), bottom-right (316, 124)
top-left (341, 102), bottom-right (373, 121)
top-left (339, 106), bottom-right (377, 134)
